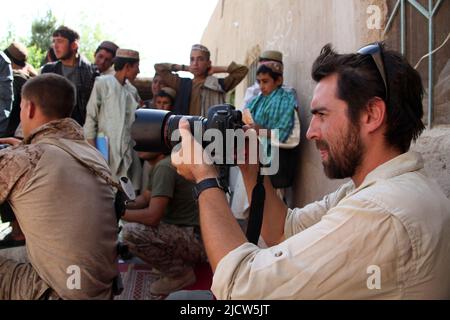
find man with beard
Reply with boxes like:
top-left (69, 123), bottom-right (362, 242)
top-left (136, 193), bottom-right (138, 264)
top-left (171, 43), bottom-right (450, 299)
top-left (42, 26), bottom-right (96, 126)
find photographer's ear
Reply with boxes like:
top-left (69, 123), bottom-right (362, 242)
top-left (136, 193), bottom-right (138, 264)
top-left (362, 97), bottom-right (386, 134)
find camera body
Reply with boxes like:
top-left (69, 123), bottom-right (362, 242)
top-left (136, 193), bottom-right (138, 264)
top-left (132, 104), bottom-right (244, 165)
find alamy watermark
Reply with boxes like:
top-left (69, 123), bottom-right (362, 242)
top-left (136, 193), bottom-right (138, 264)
top-left (366, 265), bottom-right (381, 290)
top-left (367, 5), bottom-right (382, 30)
top-left (66, 265), bottom-right (81, 290)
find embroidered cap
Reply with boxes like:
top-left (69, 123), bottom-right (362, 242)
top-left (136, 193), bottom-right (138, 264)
top-left (191, 44), bottom-right (210, 55)
top-left (115, 49), bottom-right (140, 60)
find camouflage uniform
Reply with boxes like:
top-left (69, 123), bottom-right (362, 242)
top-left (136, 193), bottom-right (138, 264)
top-left (0, 119), bottom-right (118, 299)
top-left (123, 222), bottom-right (206, 277)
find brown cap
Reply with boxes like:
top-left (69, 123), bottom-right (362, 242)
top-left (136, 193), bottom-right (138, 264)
top-left (4, 42), bottom-right (28, 66)
top-left (115, 49), bottom-right (139, 60)
top-left (160, 87), bottom-right (176, 100)
top-left (259, 50), bottom-right (283, 63)
top-left (97, 41), bottom-right (119, 55)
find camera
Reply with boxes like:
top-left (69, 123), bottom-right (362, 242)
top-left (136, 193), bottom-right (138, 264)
top-left (131, 104), bottom-right (244, 165)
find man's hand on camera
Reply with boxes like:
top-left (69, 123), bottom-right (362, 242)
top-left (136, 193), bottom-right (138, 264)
top-left (0, 137), bottom-right (22, 146)
top-left (238, 125), bottom-right (260, 184)
top-left (171, 118), bottom-right (218, 183)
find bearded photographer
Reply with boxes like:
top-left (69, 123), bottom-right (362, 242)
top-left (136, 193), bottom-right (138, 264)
top-left (0, 73), bottom-right (118, 299)
top-left (171, 43), bottom-right (450, 299)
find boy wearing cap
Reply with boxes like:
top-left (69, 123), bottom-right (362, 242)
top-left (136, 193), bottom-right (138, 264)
top-left (230, 51), bottom-right (301, 225)
top-left (154, 87), bottom-right (176, 111)
top-left (84, 49), bottom-right (142, 190)
top-left (3, 42), bottom-right (37, 137)
top-left (42, 26), bottom-right (96, 126)
top-left (154, 44), bottom-right (248, 116)
top-left (243, 50), bottom-right (286, 107)
top-left (94, 40), bottom-right (119, 76)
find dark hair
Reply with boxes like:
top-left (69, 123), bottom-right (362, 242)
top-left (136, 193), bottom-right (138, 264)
top-left (114, 57), bottom-right (139, 71)
top-left (21, 74), bottom-right (75, 119)
top-left (311, 43), bottom-right (425, 153)
top-left (155, 90), bottom-right (175, 106)
top-left (95, 46), bottom-right (116, 58)
top-left (53, 26), bottom-right (80, 43)
top-left (256, 64), bottom-right (282, 82)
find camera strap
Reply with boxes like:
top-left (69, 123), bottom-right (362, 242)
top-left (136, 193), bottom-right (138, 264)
top-left (245, 168), bottom-right (265, 245)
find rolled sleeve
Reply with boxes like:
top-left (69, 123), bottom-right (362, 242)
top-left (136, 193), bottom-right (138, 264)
top-left (211, 242), bottom-right (260, 300)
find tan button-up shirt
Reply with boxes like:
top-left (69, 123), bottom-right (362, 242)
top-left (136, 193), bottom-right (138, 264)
top-left (212, 152), bottom-right (450, 299)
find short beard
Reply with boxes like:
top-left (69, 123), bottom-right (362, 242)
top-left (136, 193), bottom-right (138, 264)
top-left (60, 46), bottom-right (75, 61)
top-left (318, 123), bottom-right (364, 179)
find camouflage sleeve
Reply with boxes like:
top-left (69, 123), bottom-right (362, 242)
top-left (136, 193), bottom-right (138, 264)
top-left (0, 146), bottom-right (34, 203)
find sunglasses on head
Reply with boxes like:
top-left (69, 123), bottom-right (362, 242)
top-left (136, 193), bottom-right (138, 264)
top-left (357, 42), bottom-right (389, 102)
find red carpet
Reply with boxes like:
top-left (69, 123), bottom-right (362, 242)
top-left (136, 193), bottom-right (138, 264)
top-left (184, 262), bottom-right (213, 291)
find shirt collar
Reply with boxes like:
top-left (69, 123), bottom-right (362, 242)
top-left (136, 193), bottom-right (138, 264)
top-left (23, 118), bottom-right (85, 145)
top-left (358, 151), bottom-right (424, 190)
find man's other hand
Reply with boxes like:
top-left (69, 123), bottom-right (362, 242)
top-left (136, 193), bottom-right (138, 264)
top-left (0, 137), bottom-right (22, 146)
top-left (171, 118), bottom-right (218, 183)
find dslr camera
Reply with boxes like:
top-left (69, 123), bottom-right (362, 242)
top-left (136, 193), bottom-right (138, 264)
top-left (131, 104), bottom-right (244, 165)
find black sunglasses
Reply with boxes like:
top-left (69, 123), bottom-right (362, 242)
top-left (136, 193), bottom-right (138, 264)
top-left (357, 42), bottom-right (389, 102)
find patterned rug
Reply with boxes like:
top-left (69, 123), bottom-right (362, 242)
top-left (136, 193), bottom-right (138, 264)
top-left (114, 262), bottom-right (213, 300)
top-left (114, 263), bottom-right (163, 300)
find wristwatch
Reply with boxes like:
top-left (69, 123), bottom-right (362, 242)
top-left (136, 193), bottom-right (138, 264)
top-left (192, 177), bottom-right (228, 200)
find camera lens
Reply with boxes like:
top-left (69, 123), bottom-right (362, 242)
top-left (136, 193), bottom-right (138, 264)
top-left (131, 109), bottom-right (206, 153)
top-left (131, 104), bottom-right (243, 165)
top-left (132, 109), bottom-right (172, 153)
